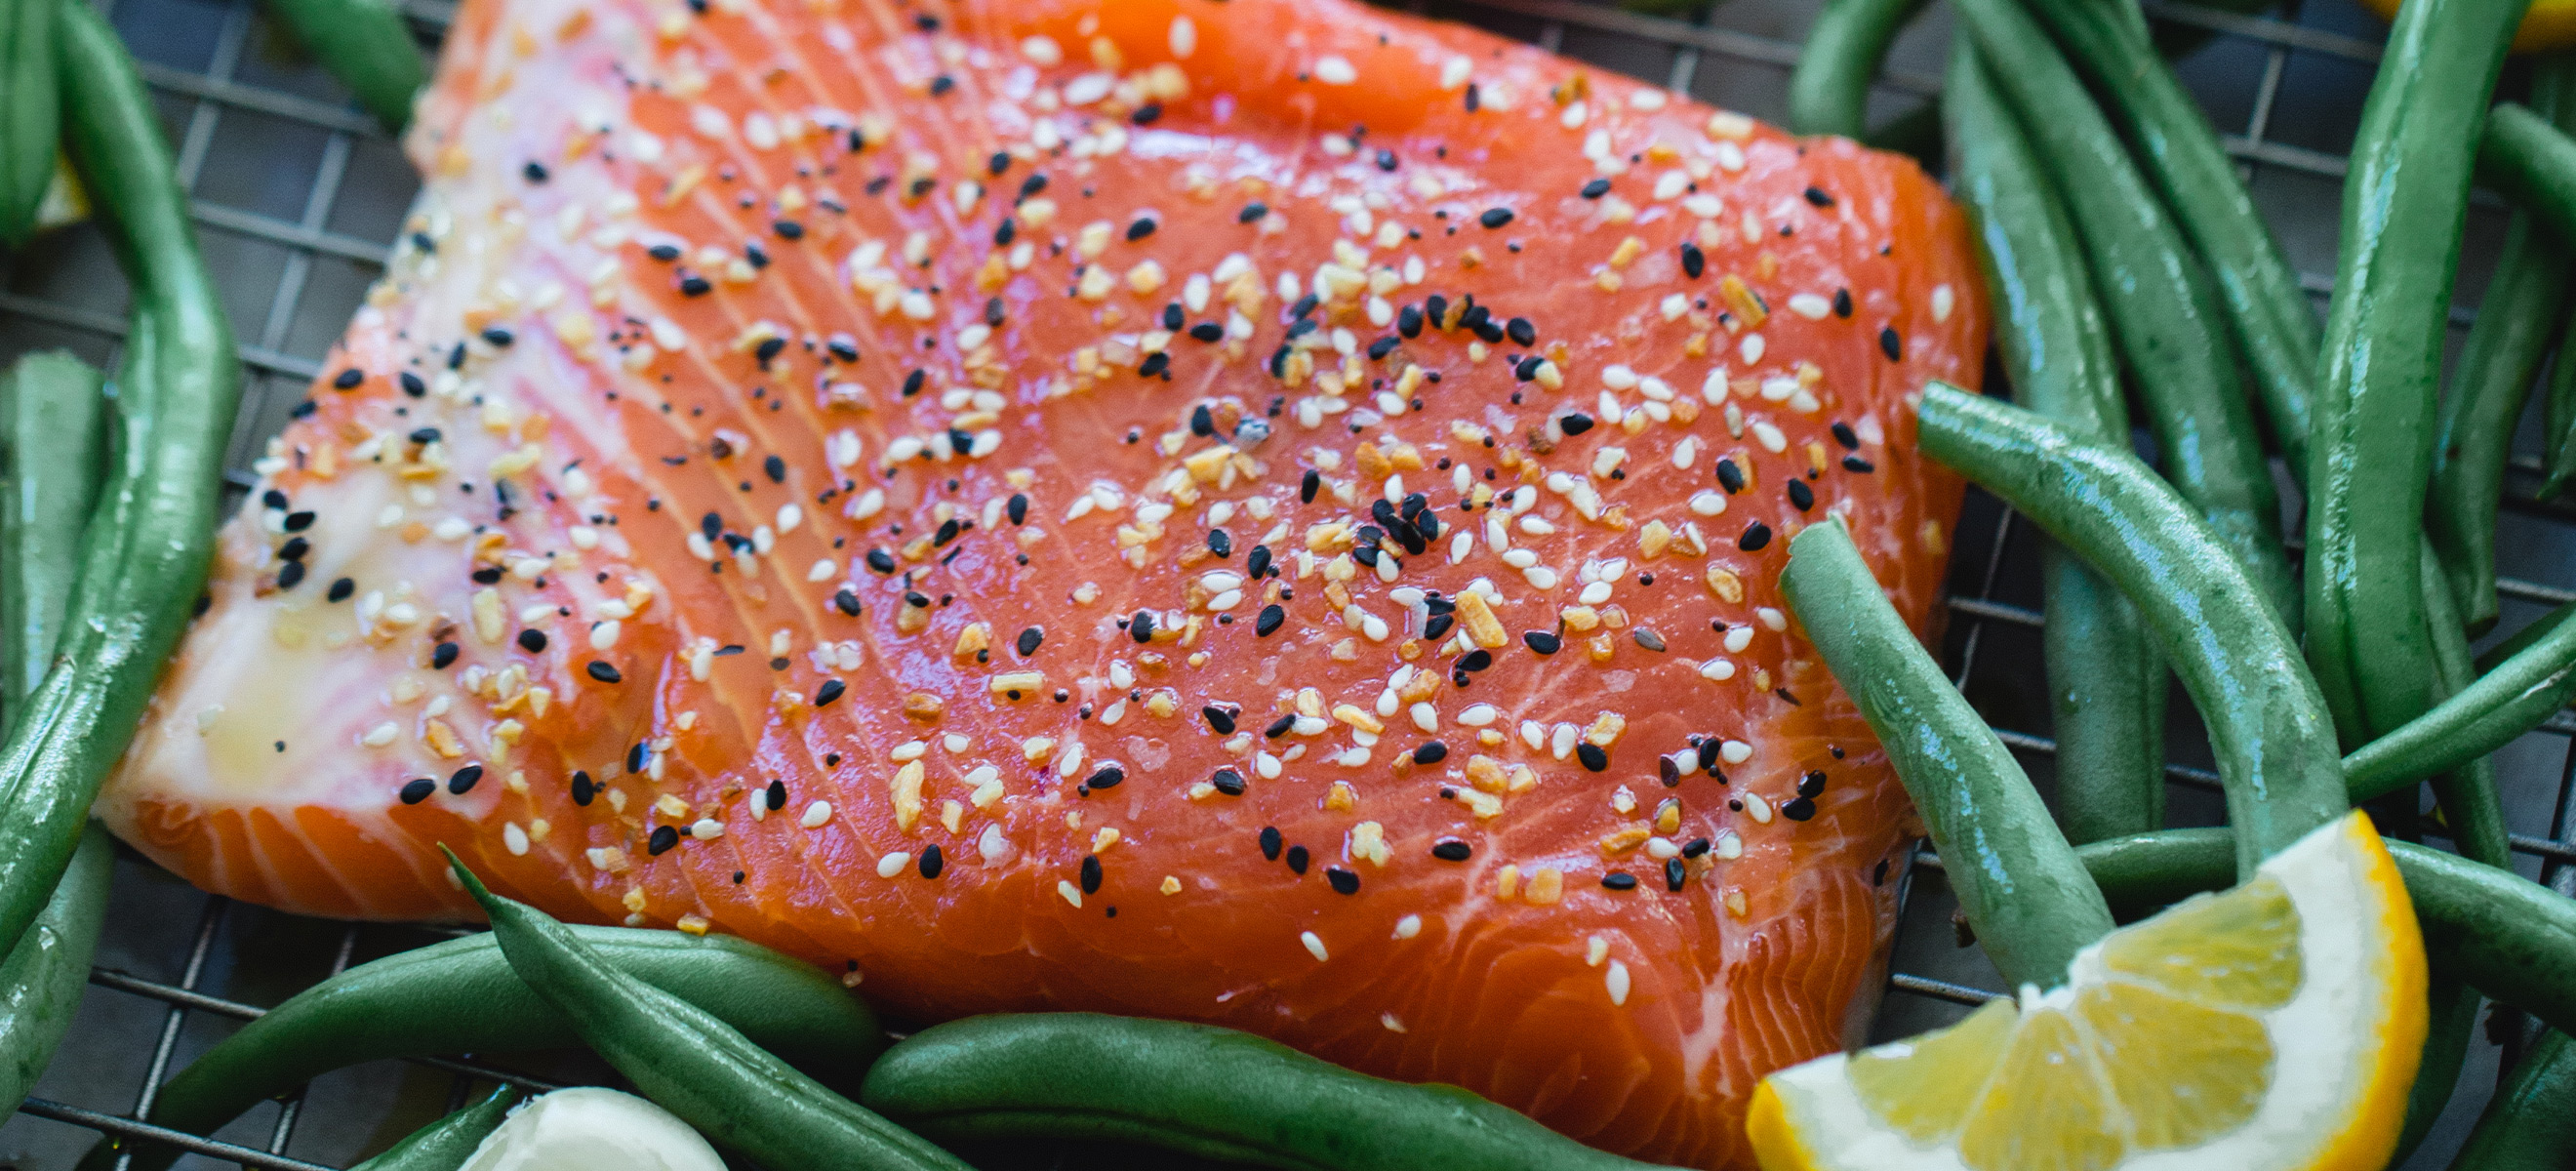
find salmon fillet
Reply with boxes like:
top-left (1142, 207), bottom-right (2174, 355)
top-left (99, 0), bottom-right (1982, 1164)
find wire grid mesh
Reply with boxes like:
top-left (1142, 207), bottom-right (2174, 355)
top-left (0, 0), bottom-right (2551, 1166)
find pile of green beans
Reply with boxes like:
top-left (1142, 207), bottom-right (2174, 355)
top-left (350, 1087), bottom-right (514, 1171)
top-left (448, 854), bottom-right (969, 1171)
top-left (1952, 0), bottom-right (2297, 631)
top-left (82, 925), bottom-right (885, 1171)
top-left (1782, 519), bottom-right (2113, 989)
top-left (862, 1015), bottom-right (1688, 1171)
top-left (2434, 59), bottom-right (2576, 634)
top-left (1943, 36), bottom-right (2165, 844)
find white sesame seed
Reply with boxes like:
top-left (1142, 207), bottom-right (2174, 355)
top-left (1523, 566), bottom-right (1559, 589)
top-left (1690, 490), bottom-right (1728, 516)
top-left (1932, 283), bottom-right (1955, 323)
top-left (1758, 607), bottom-right (1788, 631)
top-left (1789, 293), bottom-right (1832, 320)
top-left (1724, 626), bottom-right (1754, 653)
top-left (1168, 15), bottom-right (1196, 58)
top-left (1579, 581), bottom-right (1613, 606)
top-left (1700, 658), bottom-right (1737, 681)
top-left (1551, 723), bottom-right (1580, 760)
top-left (361, 722), bottom-right (399, 747)
top-left (1021, 35), bottom-right (1063, 64)
top-left (1715, 831), bottom-right (1745, 859)
top-left (1739, 334), bottom-right (1766, 364)
top-left (1720, 739), bottom-right (1753, 764)
top-left (1314, 56), bottom-right (1357, 85)
top-left (1064, 72), bottom-right (1113, 105)
top-left (877, 852), bottom-right (911, 878)
top-left (801, 800), bottom-right (833, 828)
top-left (1754, 422), bottom-right (1789, 453)
top-left (1058, 879), bottom-right (1084, 908)
top-left (1606, 960), bottom-right (1631, 1006)
top-left (1441, 56), bottom-right (1472, 90)
top-left (1660, 293), bottom-right (1690, 321)
top-left (1744, 791), bottom-right (1774, 824)
top-left (1301, 931), bottom-right (1330, 961)
top-left (692, 818), bottom-right (724, 840)
top-left (503, 823), bottom-right (530, 856)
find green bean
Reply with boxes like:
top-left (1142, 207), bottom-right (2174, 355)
top-left (1916, 383), bottom-right (2346, 877)
top-left (0, 823), bottom-right (110, 1116)
top-left (1952, 0), bottom-right (2298, 632)
top-left (2433, 60), bottom-right (2576, 634)
top-left (2543, 309), bottom-right (2576, 501)
top-left (2447, 1030), bottom-right (2576, 1170)
top-left (2483, 102), bottom-right (2576, 255)
top-left (1788, 0), bottom-right (1930, 139)
top-left (0, 0), bottom-right (57, 245)
top-left (1945, 36), bottom-right (2165, 843)
top-left (0, 0), bottom-right (243, 961)
top-left (2420, 543), bottom-right (2514, 867)
top-left (447, 854), bottom-right (965, 1171)
top-left (2402, 967), bottom-right (2484, 1164)
top-left (2074, 828), bottom-right (2576, 1039)
top-left (352, 1086), bottom-right (514, 1171)
top-left (81, 926), bottom-right (884, 1171)
top-left (1782, 519), bottom-right (2114, 989)
top-left (2344, 593), bottom-right (2576, 801)
top-left (2022, 0), bottom-right (2322, 476)
top-left (0, 352), bottom-right (108, 714)
top-left (863, 1014), bottom-right (1682, 1171)
top-left (2308, 0), bottom-right (2524, 744)
top-left (261, 0), bottom-right (428, 132)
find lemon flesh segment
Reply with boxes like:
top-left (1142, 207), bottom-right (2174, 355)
top-left (1750, 810), bottom-right (2424, 1171)
top-left (1849, 998), bottom-right (2017, 1143)
top-left (2099, 874), bottom-right (2300, 1012)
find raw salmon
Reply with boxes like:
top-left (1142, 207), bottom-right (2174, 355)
top-left (98, 0), bottom-right (1983, 1164)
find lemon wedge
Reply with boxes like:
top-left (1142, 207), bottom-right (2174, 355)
top-left (1748, 810), bottom-right (2425, 1171)
top-left (2360, 0), bottom-right (2576, 52)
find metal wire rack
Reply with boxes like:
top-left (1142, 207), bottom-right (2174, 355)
top-left (0, 0), bottom-right (2552, 1165)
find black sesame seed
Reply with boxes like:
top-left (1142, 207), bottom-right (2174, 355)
top-left (919, 844), bottom-right (945, 878)
top-left (1367, 336), bottom-right (1399, 361)
top-left (1285, 845), bottom-right (1309, 874)
top-left (1202, 706), bottom-right (1238, 735)
top-left (1080, 855), bottom-right (1104, 893)
top-left (1238, 201), bottom-right (1268, 223)
top-left (833, 589), bottom-right (863, 617)
top-left (1255, 604), bottom-right (1285, 636)
top-left (1478, 207), bottom-right (1514, 228)
top-left (327, 577), bottom-right (354, 602)
top-left (1739, 522), bottom-right (1773, 551)
top-left (1505, 317), bottom-right (1536, 346)
top-left (764, 454), bottom-right (786, 483)
top-left (1800, 770), bottom-right (1829, 797)
top-left (430, 641), bottom-right (459, 669)
top-left (1832, 288), bottom-right (1853, 318)
top-left (448, 764), bottom-right (484, 794)
top-left (518, 629), bottom-right (549, 653)
top-left (1130, 611), bottom-right (1157, 643)
top-left (1017, 627), bottom-right (1044, 656)
top-left (1207, 529), bottom-right (1232, 558)
top-left (1787, 480), bottom-right (1815, 511)
top-left (1431, 838), bottom-right (1472, 862)
top-left (572, 772), bottom-right (596, 806)
top-left (1804, 185), bottom-right (1834, 207)
top-left (647, 243), bottom-right (681, 262)
top-left (586, 661), bottom-right (623, 683)
top-left (1211, 768), bottom-right (1246, 795)
top-left (1087, 766), bottom-right (1126, 790)
top-left (1126, 218), bottom-right (1157, 241)
top-left (1458, 648), bottom-right (1493, 672)
top-left (398, 372), bottom-right (425, 397)
top-left (866, 548), bottom-right (898, 573)
top-left (523, 161), bottom-right (549, 182)
top-left (1412, 741), bottom-right (1448, 765)
top-left (1559, 413), bottom-right (1594, 436)
top-left (481, 327), bottom-right (514, 348)
top-left (1260, 826), bottom-right (1283, 860)
top-left (1265, 713), bottom-right (1296, 739)
top-left (1007, 494), bottom-right (1029, 524)
top-left (398, 778), bottom-right (435, 805)
top-left (648, 826), bottom-right (680, 856)
top-left (1680, 241), bottom-right (1705, 279)
top-left (1326, 868), bottom-right (1359, 895)
top-left (1576, 742), bottom-right (1609, 772)
top-left (1132, 101), bottom-right (1162, 125)
top-left (1878, 327), bottom-right (1902, 361)
top-left (1524, 631), bottom-right (1561, 655)
top-left (1716, 458), bottom-right (1746, 493)
top-left (1781, 796), bottom-right (1818, 822)
top-left (1665, 858), bottom-right (1687, 891)
top-left (1580, 178), bottom-right (1611, 199)
top-left (1601, 871), bottom-right (1639, 891)
top-left (1831, 422), bottom-right (1862, 450)
top-left (1189, 321), bottom-right (1225, 343)
top-left (1634, 628), bottom-right (1667, 653)
top-left (902, 369), bottom-right (927, 398)
top-left (815, 679), bottom-right (847, 707)
top-left (628, 743), bottom-right (650, 773)
top-left (679, 274), bottom-right (712, 297)
top-left (1300, 468), bottom-right (1321, 503)
top-left (1683, 837), bottom-right (1712, 858)
top-left (278, 537), bottom-right (310, 562)
top-left (333, 367), bottom-right (365, 389)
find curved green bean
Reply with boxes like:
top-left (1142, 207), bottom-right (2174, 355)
top-left (262, 0), bottom-right (428, 132)
top-left (2421, 543), bottom-right (2513, 867)
top-left (0, 0), bottom-right (56, 245)
top-left (82, 926), bottom-right (884, 1171)
top-left (2433, 60), bottom-right (2576, 635)
top-left (352, 1086), bottom-right (514, 1171)
top-left (1782, 519), bottom-right (2113, 989)
top-left (2543, 309), bottom-right (2576, 500)
top-left (1946, 36), bottom-right (2165, 843)
top-left (0, 823), bottom-right (110, 1117)
top-left (2308, 0), bottom-right (2524, 744)
top-left (2484, 101), bottom-right (2576, 255)
top-left (2446, 1030), bottom-right (2576, 1170)
top-left (1787, 0), bottom-right (1930, 139)
top-left (0, 0), bottom-right (242, 963)
top-left (2023, 0), bottom-right (2322, 477)
top-left (1952, 0), bottom-right (2297, 632)
top-left (1916, 383), bottom-right (2346, 877)
top-left (449, 855), bottom-right (964, 1171)
top-left (864, 1014), bottom-right (1684, 1171)
top-left (2345, 592), bottom-right (2576, 801)
top-left (0, 352), bottom-right (108, 713)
